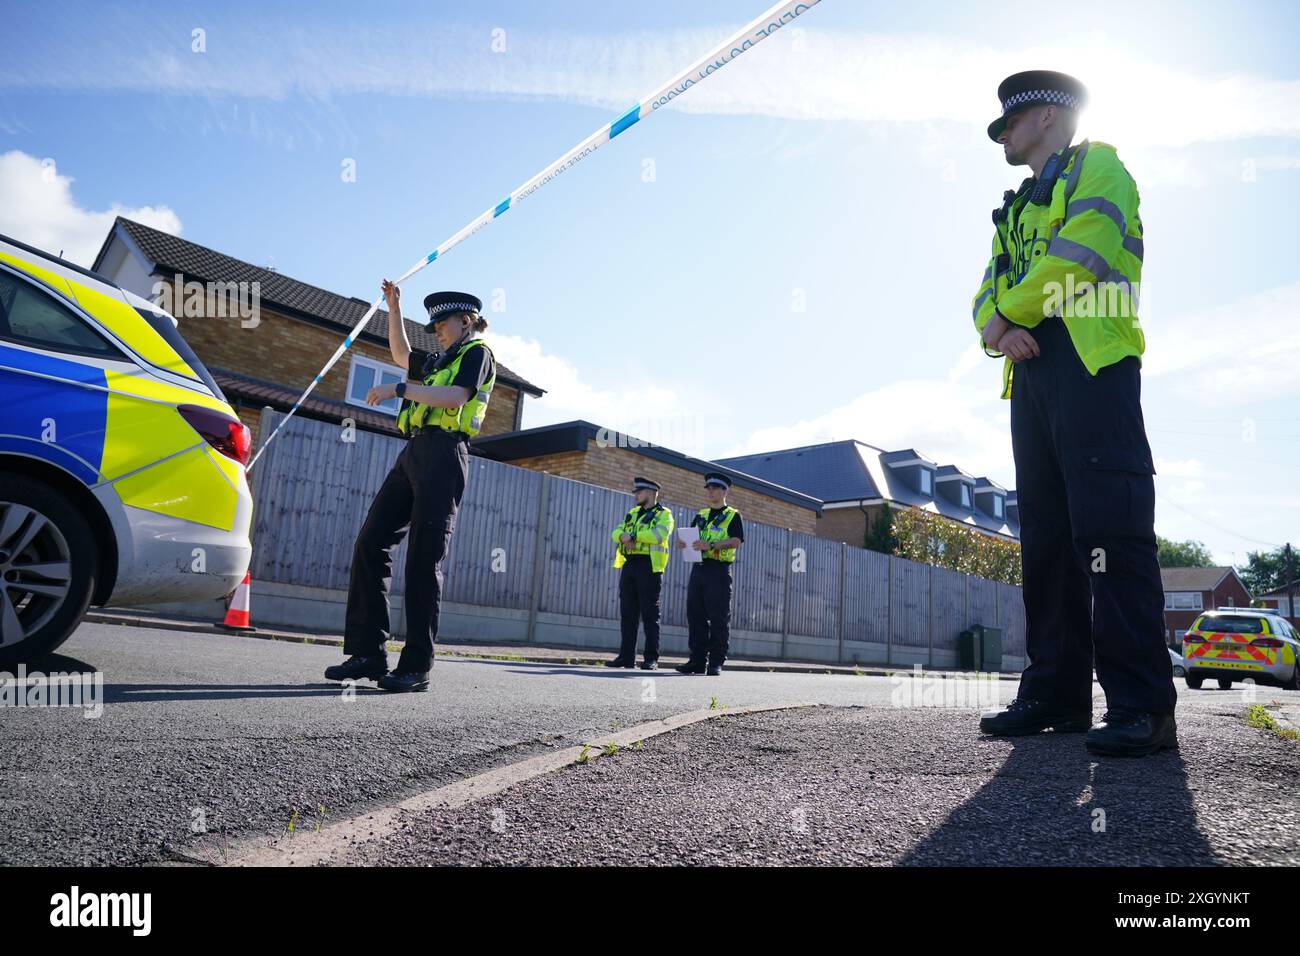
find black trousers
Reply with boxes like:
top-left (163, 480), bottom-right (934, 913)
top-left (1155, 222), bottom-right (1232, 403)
top-left (343, 430), bottom-right (469, 673)
top-left (1010, 317), bottom-right (1175, 716)
top-left (687, 560), bottom-right (733, 664)
top-left (617, 556), bottom-right (663, 660)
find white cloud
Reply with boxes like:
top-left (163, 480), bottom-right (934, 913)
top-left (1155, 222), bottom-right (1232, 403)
top-left (1143, 281), bottom-right (1300, 402)
top-left (0, 150), bottom-right (181, 266)
top-left (484, 331), bottom-right (706, 452)
top-left (4, 20), bottom-right (1299, 150)
top-left (717, 376), bottom-right (1015, 486)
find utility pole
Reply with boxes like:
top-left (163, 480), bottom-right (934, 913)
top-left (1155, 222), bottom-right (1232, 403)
top-left (1286, 543), bottom-right (1296, 624)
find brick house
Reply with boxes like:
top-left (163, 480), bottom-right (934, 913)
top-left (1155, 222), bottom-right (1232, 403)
top-left (716, 440), bottom-right (1019, 548)
top-left (474, 421), bottom-right (822, 532)
top-left (1255, 580), bottom-right (1300, 624)
top-left (1160, 566), bottom-right (1252, 647)
top-left (90, 217), bottom-right (544, 445)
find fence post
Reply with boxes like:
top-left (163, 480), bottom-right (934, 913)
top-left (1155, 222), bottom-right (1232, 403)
top-left (836, 542), bottom-right (847, 665)
top-left (780, 528), bottom-right (793, 660)
top-left (886, 555), bottom-right (894, 667)
top-left (927, 560), bottom-right (935, 671)
top-left (525, 473), bottom-right (551, 643)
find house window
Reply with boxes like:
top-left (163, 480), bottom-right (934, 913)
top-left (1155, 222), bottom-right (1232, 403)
top-left (1164, 591), bottom-right (1203, 611)
top-left (993, 496), bottom-right (1004, 518)
top-left (960, 484), bottom-right (971, 508)
top-left (919, 469), bottom-right (933, 495)
top-left (346, 355), bottom-right (406, 415)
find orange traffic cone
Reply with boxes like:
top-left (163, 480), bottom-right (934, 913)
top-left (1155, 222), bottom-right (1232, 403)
top-left (218, 570), bottom-right (256, 631)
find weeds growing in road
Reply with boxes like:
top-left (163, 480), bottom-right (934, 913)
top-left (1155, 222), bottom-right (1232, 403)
top-left (602, 742), bottom-right (618, 757)
top-left (577, 745), bottom-right (593, 764)
top-left (1244, 704), bottom-right (1299, 741)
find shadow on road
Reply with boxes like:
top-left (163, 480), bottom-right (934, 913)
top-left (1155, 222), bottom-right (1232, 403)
top-left (899, 732), bottom-right (1218, 866)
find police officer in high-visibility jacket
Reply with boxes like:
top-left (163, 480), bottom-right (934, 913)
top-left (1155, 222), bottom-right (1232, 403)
top-left (677, 473), bottom-right (744, 676)
top-left (324, 282), bottom-right (495, 693)
top-left (607, 477), bottom-right (675, 670)
top-left (971, 71), bottom-right (1175, 756)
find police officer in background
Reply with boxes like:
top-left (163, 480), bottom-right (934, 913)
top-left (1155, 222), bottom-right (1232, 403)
top-left (607, 477), bottom-right (675, 670)
top-left (323, 281), bottom-right (495, 692)
top-left (971, 71), bottom-right (1175, 755)
top-left (677, 473), bottom-right (743, 676)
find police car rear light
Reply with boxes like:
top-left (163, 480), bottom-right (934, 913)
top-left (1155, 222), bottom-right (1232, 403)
top-left (1250, 637), bottom-right (1283, 648)
top-left (178, 404), bottom-right (252, 467)
top-left (1183, 634), bottom-right (1206, 643)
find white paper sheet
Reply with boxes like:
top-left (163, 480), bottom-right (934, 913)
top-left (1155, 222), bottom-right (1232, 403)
top-left (677, 526), bottom-right (702, 563)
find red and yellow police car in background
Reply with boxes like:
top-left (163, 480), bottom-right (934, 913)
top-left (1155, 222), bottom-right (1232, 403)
top-left (0, 232), bottom-right (253, 666)
top-left (1182, 607), bottom-right (1300, 690)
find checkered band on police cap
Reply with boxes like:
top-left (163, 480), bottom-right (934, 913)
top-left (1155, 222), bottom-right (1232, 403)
top-left (1002, 89), bottom-right (1083, 113)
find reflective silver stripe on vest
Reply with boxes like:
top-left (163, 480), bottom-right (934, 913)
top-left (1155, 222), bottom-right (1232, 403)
top-left (1047, 236), bottom-right (1110, 279)
top-left (981, 265), bottom-right (992, 283)
top-left (1123, 235), bottom-right (1144, 261)
top-left (972, 287), bottom-right (994, 320)
top-left (1066, 196), bottom-right (1126, 234)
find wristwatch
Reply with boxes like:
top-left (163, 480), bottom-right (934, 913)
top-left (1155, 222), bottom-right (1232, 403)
top-left (394, 382), bottom-right (407, 399)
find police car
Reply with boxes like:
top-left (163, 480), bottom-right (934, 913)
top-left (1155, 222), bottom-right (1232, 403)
top-left (1182, 607), bottom-right (1300, 690)
top-left (0, 232), bottom-right (253, 666)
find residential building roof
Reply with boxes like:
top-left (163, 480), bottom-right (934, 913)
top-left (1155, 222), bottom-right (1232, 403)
top-left (1159, 566), bottom-right (1242, 592)
top-left (716, 439), bottom-right (1018, 538)
top-left (92, 217), bottom-right (544, 396)
top-left (473, 420), bottom-right (823, 513)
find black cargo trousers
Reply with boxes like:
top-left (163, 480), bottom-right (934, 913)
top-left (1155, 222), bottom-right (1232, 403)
top-left (1010, 315), bottom-right (1175, 716)
top-left (343, 429), bottom-right (469, 674)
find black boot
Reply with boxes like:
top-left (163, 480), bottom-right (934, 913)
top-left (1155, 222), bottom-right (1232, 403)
top-left (640, 659), bottom-right (659, 670)
top-left (675, 658), bottom-right (707, 674)
top-left (706, 658), bottom-right (724, 676)
top-left (1086, 708), bottom-right (1177, 757)
top-left (605, 656), bottom-right (636, 668)
top-left (324, 655), bottom-right (389, 682)
top-left (377, 670), bottom-right (430, 693)
top-left (979, 697), bottom-right (1091, 736)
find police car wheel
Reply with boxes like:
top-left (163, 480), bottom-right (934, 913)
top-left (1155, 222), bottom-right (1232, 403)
top-left (1185, 674), bottom-right (1203, 690)
top-left (1217, 678), bottom-right (1233, 690)
top-left (0, 477), bottom-right (96, 668)
top-left (1287, 662), bottom-right (1300, 692)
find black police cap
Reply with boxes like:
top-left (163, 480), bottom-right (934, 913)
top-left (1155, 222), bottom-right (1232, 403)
top-left (423, 291), bottom-right (483, 327)
top-left (632, 477), bottom-right (661, 492)
top-left (988, 70), bottom-right (1088, 142)
top-left (703, 472), bottom-right (732, 490)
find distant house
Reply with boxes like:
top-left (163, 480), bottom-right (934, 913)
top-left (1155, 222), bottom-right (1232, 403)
top-left (475, 420), bottom-right (822, 533)
top-left (1255, 580), bottom-right (1300, 621)
top-left (715, 440), bottom-right (1019, 548)
top-left (1160, 566), bottom-right (1252, 647)
top-left (91, 217), bottom-right (544, 445)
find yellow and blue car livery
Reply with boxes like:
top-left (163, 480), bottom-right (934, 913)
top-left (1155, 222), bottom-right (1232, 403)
top-left (0, 233), bottom-right (252, 608)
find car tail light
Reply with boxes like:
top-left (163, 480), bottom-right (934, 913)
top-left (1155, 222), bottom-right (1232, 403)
top-left (1183, 634), bottom-right (1206, 644)
top-left (1250, 637), bottom-right (1283, 649)
top-left (178, 404), bottom-right (252, 466)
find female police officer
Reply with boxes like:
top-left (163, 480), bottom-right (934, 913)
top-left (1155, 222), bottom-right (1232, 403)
top-left (323, 280), bottom-right (495, 692)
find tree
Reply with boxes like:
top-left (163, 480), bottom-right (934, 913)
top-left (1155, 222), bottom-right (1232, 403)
top-left (1239, 546), bottom-right (1295, 597)
top-left (1156, 536), bottom-right (1213, 569)
top-left (863, 502), bottom-right (898, 555)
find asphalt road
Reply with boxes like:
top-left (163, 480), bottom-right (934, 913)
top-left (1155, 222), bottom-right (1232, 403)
top-left (1, 622), bottom-right (1296, 866)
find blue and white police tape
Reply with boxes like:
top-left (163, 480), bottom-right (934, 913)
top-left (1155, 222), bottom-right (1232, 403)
top-left (249, 0), bottom-right (822, 469)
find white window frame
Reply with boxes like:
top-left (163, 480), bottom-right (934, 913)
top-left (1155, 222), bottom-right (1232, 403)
top-left (919, 469), bottom-right (933, 495)
top-left (345, 354), bottom-right (407, 416)
top-left (1164, 591), bottom-right (1203, 611)
top-left (960, 484), bottom-right (971, 508)
top-left (993, 496), bottom-right (1004, 518)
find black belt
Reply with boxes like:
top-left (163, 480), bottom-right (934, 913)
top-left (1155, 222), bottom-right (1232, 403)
top-left (407, 427), bottom-right (469, 442)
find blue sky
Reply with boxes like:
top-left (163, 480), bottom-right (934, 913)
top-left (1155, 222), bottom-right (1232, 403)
top-left (2, 0), bottom-right (1298, 564)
